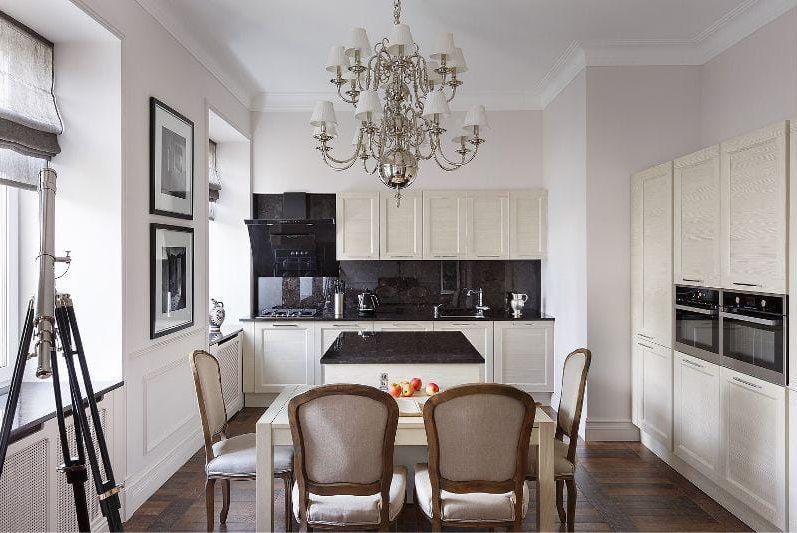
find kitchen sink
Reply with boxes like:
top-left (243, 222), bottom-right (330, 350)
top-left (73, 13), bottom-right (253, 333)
top-left (434, 307), bottom-right (488, 319)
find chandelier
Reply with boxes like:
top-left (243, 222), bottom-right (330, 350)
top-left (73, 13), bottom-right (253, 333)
top-left (309, 0), bottom-right (489, 205)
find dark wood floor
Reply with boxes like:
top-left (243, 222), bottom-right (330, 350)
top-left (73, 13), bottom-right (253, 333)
top-left (124, 408), bottom-right (751, 532)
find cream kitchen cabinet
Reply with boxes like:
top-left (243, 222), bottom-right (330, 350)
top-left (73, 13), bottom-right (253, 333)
top-left (720, 122), bottom-right (788, 293)
top-left (336, 192), bottom-right (380, 260)
top-left (631, 162), bottom-right (673, 348)
top-left (433, 321), bottom-right (495, 382)
top-left (372, 321), bottom-right (434, 332)
top-left (493, 321), bottom-right (554, 392)
top-left (720, 367), bottom-right (786, 528)
top-left (252, 322), bottom-right (314, 393)
top-left (422, 191), bottom-right (468, 259)
top-left (789, 120), bottom-right (797, 389)
top-left (209, 330), bottom-right (243, 418)
top-left (673, 352), bottom-right (721, 480)
top-left (788, 388), bottom-right (797, 533)
top-left (509, 190), bottom-right (547, 259)
top-left (465, 191), bottom-right (509, 259)
top-left (674, 146), bottom-right (721, 287)
top-left (634, 336), bottom-right (672, 449)
top-left (379, 191), bottom-right (422, 259)
top-left (314, 321), bottom-right (373, 384)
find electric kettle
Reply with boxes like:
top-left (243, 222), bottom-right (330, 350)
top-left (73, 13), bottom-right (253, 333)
top-left (357, 289), bottom-right (379, 316)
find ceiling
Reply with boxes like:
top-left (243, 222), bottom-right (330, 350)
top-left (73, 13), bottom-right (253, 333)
top-left (139, 0), bottom-right (797, 110)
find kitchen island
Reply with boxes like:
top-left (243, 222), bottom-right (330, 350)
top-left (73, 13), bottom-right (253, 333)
top-left (320, 330), bottom-right (485, 388)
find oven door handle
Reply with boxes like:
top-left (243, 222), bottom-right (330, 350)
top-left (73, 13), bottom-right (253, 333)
top-left (674, 304), bottom-right (718, 316)
top-left (719, 311), bottom-right (783, 326)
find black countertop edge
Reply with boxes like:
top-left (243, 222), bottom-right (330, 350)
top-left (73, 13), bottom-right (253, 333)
top-left (320, 331), bottom-right (485, 365)
top-left (209, 327), bottom-right (244, 346)
top-left (241, 309), bottom-right (555, 323)
top-left (1, 380), bottom-right (124, 444)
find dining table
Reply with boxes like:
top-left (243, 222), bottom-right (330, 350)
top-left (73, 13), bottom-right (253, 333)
top-left (255, 385), bottom-right (557, 531)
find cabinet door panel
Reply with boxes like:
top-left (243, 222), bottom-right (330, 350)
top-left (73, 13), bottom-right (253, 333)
top-left (380, 191), bottom-right (422, 259)
top-left (639, 340), bottom-right (672, 448)
top-left (720, 122), bottom-right (788, 292)
top-left (433, 321), bottom-right (494, 382)
top-left (423, 192), bottom-right (467, 258)
top-left (494, 322), bottom-right (553, 392)
top-left (254, 324), bottom-right (314, 392)
top-left (336, 192), bottom-right (379, 259)
top-left (467, 192), bottom-right (509, 259)
top-left (674, 146), bottom-right (721, 287)
top-left (210, 332), bottom-right (243, 418)
top-left (509, 190), bottom-right (547, 259)
top-left (673, 352), bottom-right (720, 479)
top-left (720, 368), bottom-right (785, 527)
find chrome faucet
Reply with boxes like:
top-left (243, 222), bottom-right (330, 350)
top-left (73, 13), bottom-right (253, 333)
top-left (464, 288), bottom-right (489, 317)
top-left (433, 303), bottom-right (443, 319)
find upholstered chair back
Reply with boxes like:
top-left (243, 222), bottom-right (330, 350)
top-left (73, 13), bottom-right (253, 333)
top-left (556, 349), bottom-right (592, 441)
top-left (189, 350), bottom-right (229, 461)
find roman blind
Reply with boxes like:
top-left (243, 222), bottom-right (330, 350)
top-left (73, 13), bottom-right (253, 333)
top-left (208, 139), bottom-right (221, 202)
top-left (0, 11), bottom-right (62, 190)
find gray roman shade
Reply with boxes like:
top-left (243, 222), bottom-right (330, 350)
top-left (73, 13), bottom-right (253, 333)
top-left (0, 11), bottom-right (62, 190)
top-left (208, 139), bottom-right (221, 202)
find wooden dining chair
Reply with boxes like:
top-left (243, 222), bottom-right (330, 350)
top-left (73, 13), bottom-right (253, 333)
top-left (527, 348), bottom-right (592, 531)
top-left (288, 384), bottom-right (405, 531)
top-left (415, 383), bottom-right (536, 532)
top-left (189, 350), bottom-right (294, 532)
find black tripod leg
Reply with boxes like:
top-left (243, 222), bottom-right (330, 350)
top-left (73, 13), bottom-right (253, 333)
top-left (0, 302), bottom-right (35, 480)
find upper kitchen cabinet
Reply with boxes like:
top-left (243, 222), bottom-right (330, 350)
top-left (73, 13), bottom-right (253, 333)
top-left (336, 192), bottom-right (379, 260)
top-left (379, 191), bottom-right (422, 259)
top-left (631, 162), bottom-right (673, 348)
top-left (674, 146), bottom-right (721, 288)
top-left (509, 190), bottom-right (547, 259)
top-left (423, 191), bottom-right (468, 259)
top-left (789, 120), bottom-right (797, 389)
top-left (720, 122), bottom-right (788, 294)
top-left (466, 191), bottom-right (510, 259)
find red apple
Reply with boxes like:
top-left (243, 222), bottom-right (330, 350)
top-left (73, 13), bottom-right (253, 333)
top-left (425, 382), bottom-right (440, 396)
top-left (388, 383), bottom-right (402, 398)
top-left (401, 382), bottom-right (415, 397)
top-left (410, 377), bottom-right (422, 391)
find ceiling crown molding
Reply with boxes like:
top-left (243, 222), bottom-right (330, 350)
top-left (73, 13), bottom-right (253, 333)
top-left (135, 0), bottom-right (257, 108)
top-left (253, 90), bottom-right (542, 113)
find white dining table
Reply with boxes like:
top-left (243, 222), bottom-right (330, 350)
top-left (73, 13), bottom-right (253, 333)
top-left (255, 385), bottom-right (556, 532)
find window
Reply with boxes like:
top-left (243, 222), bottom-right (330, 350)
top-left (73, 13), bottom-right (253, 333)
top-left (0, 184), bottom-right (19, 387)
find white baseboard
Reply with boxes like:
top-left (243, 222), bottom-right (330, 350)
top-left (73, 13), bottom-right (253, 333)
top-left (122, 427), bottom-right (203, 519)
top-left (640, 430), bottom-right (781, 532)
top-left (584, 419), bottom-right (640, 441)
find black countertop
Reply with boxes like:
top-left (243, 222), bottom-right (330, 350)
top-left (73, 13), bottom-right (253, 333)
top-left (242, 306), bottom-right (554, 323)
top-left (0, 378), bottom-right (124, 444)
top-left (320, 331), bottom-right (485, 365)
top-left (209, 326), bottom-right (243, 346)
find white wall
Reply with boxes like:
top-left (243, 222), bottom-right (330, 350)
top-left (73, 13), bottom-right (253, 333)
top-left (700, 8), bottom-right (797, 147)
top-left (209, 141), bottom-right (252, 324)
top-left (252, 110), bottom-right (543, 193)
top-left (582, 66), bottom-right (702, 439)
top-left (541, 71), bottom-right (587, 412)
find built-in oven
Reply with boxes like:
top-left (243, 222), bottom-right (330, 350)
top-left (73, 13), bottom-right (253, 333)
top-left (720, 290), bottom-right (787, 386)
top-left (674, 286), bottom-right (721, 364)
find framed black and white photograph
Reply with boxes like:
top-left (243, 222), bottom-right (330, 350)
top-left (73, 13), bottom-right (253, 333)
top-left (150, 97), bottom-right (194, 219)
top-left (150, 223), bottom-right (194, 338)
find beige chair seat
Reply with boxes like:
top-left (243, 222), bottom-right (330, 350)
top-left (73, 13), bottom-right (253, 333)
top-left (528, 440), bottom-right (575, 478)
top-left (414, 463), bottom-right (529, 523)
top-left (291, 466), bottom-right (407, 527)
top-left (207, 433), bottom-right (293, 477)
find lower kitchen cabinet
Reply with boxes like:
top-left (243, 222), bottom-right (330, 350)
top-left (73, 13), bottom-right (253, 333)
top-left (372, 321), bottom-right (433, 332)
top-left (634, 336), bottom-right (672, 449)
top-left (252, 322), bottom-right (314, 392)
top-left (720, 367), bottom-right (785, 528)
top-left (673, 352), bottom-right (720, 480)
top-left (432, 321), bottom-right (494, 381)
top-left (493, 321), bottom-right (553, 392)
top-left (315, 321), bottom-right (373, 384)
top-left (209, 330), bottom-right (243, 418)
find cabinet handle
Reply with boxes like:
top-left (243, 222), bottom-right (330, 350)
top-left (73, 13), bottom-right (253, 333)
top-left (272, 324), bottom-right (299, 328)
top-left (732, 376), bottom-right (762, 389)
top-left (332, 324), bottom-right (351, 327)
top-left (637, 342), bottom-right (655, 349)
top-left (682, 359), bottom-right (704, 369)
top-left (681, 278), bottom-right (703, 283)
top-left (637, 333), bottom-right (654, 340)
top-left (732, 282), bottom-right (760, 287)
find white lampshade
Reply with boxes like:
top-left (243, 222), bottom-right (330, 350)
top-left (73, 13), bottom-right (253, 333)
top-left (426, 60), bottom-right (442, 86)
top-left (388, 23), bottom-right (414, 56)
top-left (309, 101), bottom-right (337, 126)
top-left (463, 104), bottom-right (489, 129)
top-left (325, 45), bottom-right (348, 74)
top-left (422, 89), bottom-right (451, 118)
top-left (313, 124), bottom-right (337, 138)
top-left (354, 90), bottom-right (383, 122)
top-left (431, 32), bottom-right (455, 61)
top-left (346, 27), bottom-right (371, 58)
top-left (448, 47), bottom-right (468, 74)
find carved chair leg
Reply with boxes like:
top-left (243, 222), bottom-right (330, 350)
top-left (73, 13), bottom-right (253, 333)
top-left (220, 479), bottom-right (230, 524)
top-left (565, 479), bottom-right (577, 532)
top-left (283, 474), bottom-right (293, 532)
top-left (556, 479), bottom-right (566, 523)
top-left (205, 478), bottom-right (216, 532)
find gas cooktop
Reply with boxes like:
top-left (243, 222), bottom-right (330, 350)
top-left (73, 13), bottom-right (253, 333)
top-left (258, 308), bottom-right (319, 318)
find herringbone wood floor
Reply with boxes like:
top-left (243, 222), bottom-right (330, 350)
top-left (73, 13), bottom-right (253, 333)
top-left (123, 408), bottom-right (751, 532)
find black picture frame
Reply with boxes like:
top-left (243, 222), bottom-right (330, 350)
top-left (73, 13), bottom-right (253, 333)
top-left (150, 97), bottom-right (194, 219)
top-left (150, 223), bottom-right (195, 339)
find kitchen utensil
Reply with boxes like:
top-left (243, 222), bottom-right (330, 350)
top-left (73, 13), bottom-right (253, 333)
top-left (357, 289), bottom-right (379, 315)
top-left (510, 293), bottom-right (528, 317)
